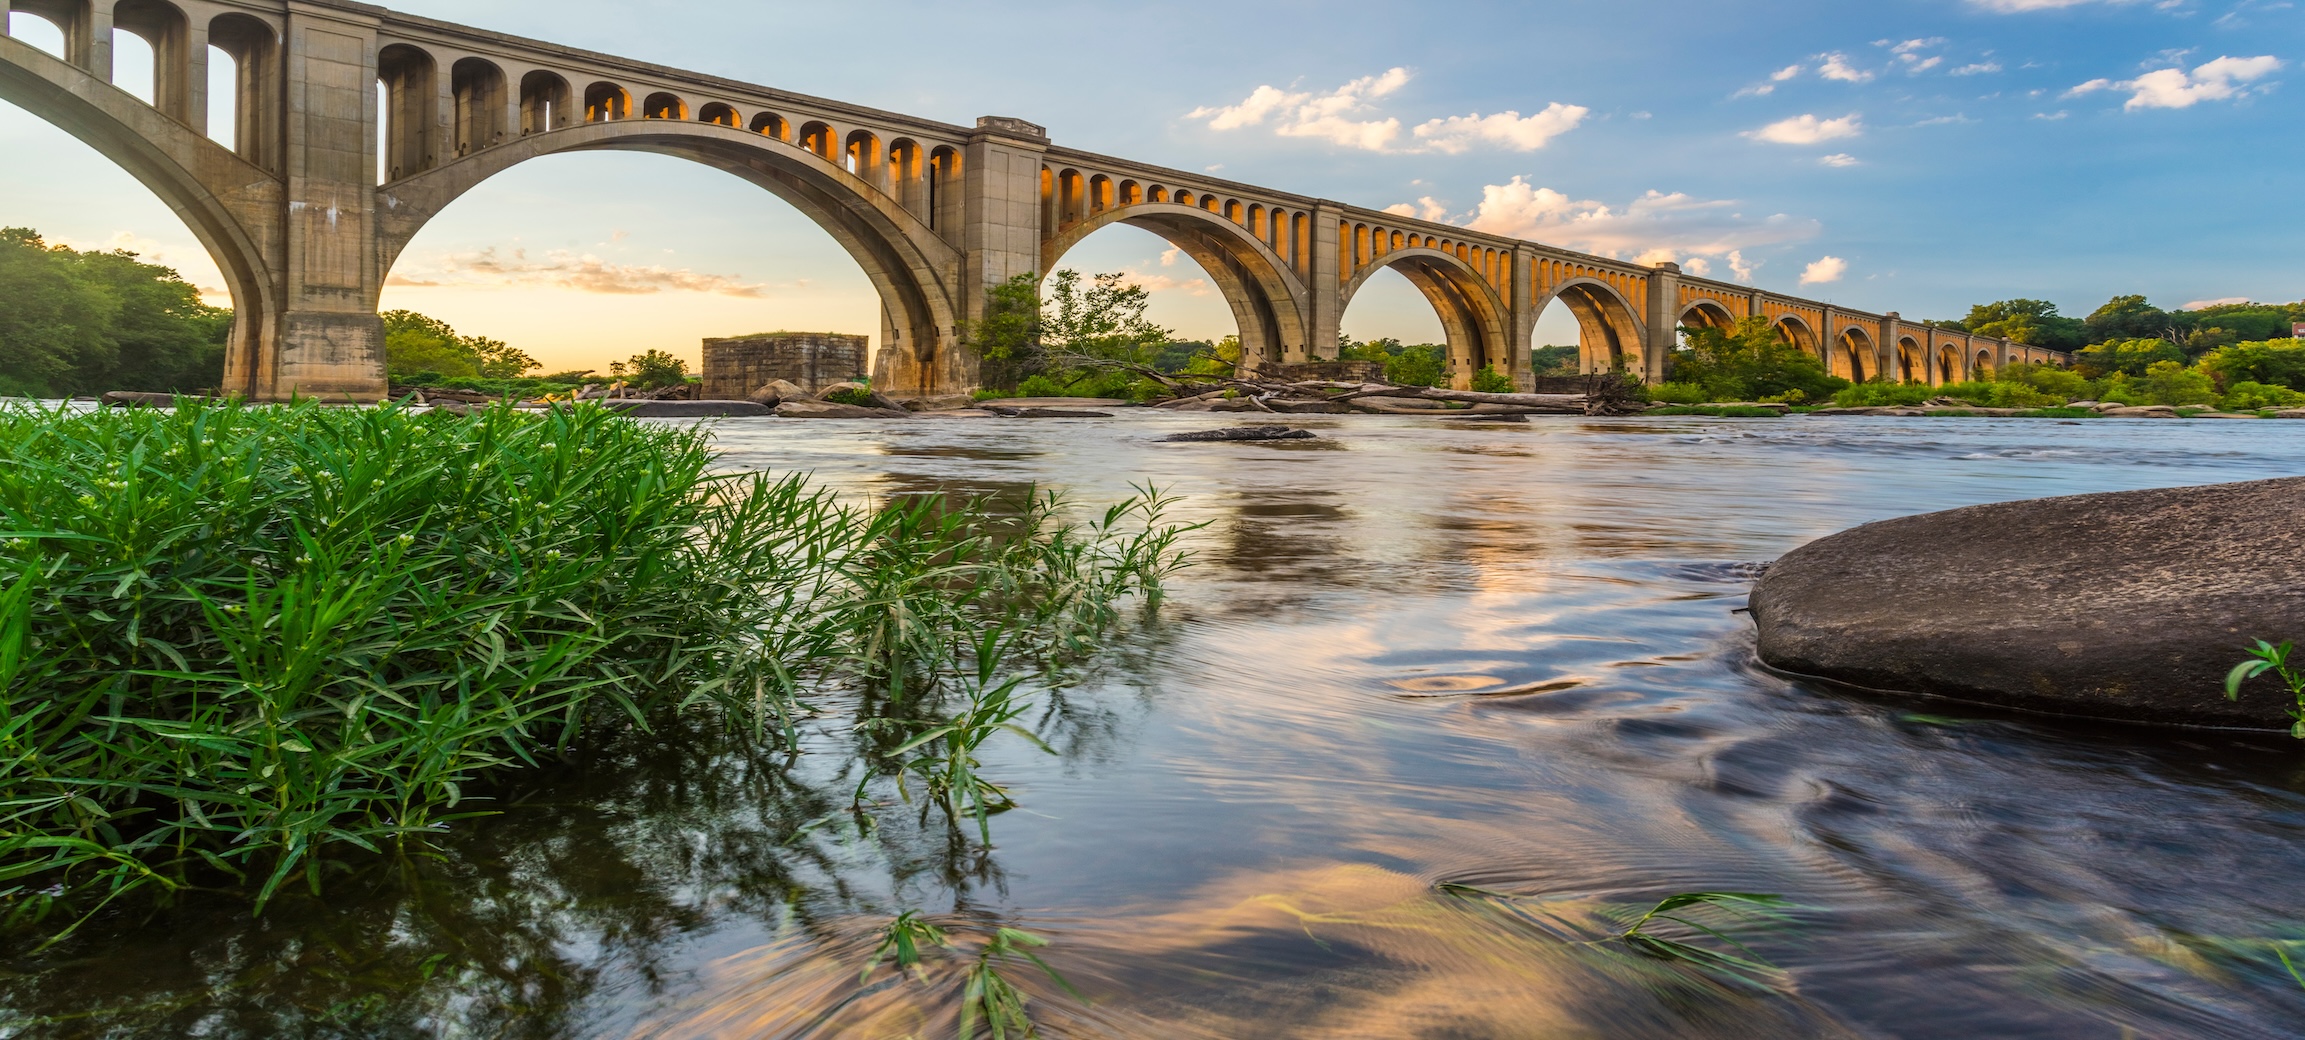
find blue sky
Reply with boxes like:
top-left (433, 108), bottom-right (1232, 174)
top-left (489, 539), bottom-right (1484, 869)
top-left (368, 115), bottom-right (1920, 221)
top-left (3, 0), bottom-right (2298, 373)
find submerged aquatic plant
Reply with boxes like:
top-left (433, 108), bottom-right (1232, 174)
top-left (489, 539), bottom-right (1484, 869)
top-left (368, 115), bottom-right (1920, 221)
top-left (2227, 640), bottom-right (2305, 738)
top-left (1439, 882), bottom-right (1797, 991)
top-left (0, 399), bottom-right (1198, 943)
top-left (1612, 891), bottom-right (1795, 986)
top-left (959, 926), bottom-right (1082, 1040)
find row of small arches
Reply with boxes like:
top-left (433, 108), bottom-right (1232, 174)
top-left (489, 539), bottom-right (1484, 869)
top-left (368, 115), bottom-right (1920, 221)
top-left (1043, 167), bottom-right (1315, 273)
top-left (6, 1), bottom-right (283, 168)
top-left (373, 44), bottom-right (964, 230)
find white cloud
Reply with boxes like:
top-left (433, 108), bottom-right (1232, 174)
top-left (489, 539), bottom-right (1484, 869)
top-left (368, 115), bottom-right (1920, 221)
top-left (1951, 62), bottom-right (2005, 75)
top-left (1819, 153), bottom-right (1861, 167)
top-left (1190, 69), bottom-right (1586, 154)
top-left (1737, 64), bottom-right (1805, 98)
top-left (1159, 247), bottom-right (1182, 267)
top-left (1743, 113), bottom-right (1864, 144)
top-left (1411, 103), bottom-right (1589, 153)
top-left (386, 247), bottom-right (777, 297)
top-left (2067, 55), bottom-right (2282, 110)
top-left (1728, 251), bottom-right (1759, 283)
top-left (1800, 256), bottom-right (1849, 285)
top-left (1772, 64), bottom-right (1805, 82)
top-left (1382, 197), bottom-right (1452, 222)
top-left (1398, 178), bottom-right (1819, 273)
top-left (1684, 257), bottom-right (1713, 276)
top-left (1817, 53), bottom-right (1875, 83)
top-left (2182, 296), bottom-right (2253, 309)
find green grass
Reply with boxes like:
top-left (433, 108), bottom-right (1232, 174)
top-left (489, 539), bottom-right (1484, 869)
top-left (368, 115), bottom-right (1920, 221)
top-left (1644, 406), bottom-right (1786, 418)
top-left (0, 399), bottom-right (1197, 943)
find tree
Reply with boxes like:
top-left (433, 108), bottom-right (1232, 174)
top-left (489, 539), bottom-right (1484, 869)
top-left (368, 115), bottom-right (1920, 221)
top-left (2073, 338), bottom-right (2185, 379)
top-left (1340, 336), bottom-right (1448, 387)
top-left (0, 227), bottom-right (228, 397)
top-left (382, 310), bottom-right (537, 382)
top-left (2084, 295), bottom-right (2178, 347)
top-left (2138, 360), bottom-right (2218, 406)
top-left (1959, 299), bottom-right (2088, 352)
top-left (0, 228), bottom-right (111, 395)
top-left (1530, 344), bottom-right (1579, 375)
top-left (1042, 270), bottom-right (1170, 369)
top-left (1670, 317), bottom-right (1848, 403)
top-left (610, 349), bottom-right (689, 388)
top-left (965, 273), bottom-right (1043, 391)
top-left (2199, 339), bottom-right (2305, 391)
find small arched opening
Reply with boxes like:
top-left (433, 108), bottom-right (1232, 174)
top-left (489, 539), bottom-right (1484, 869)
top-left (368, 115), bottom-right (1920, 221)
top-left (206, 13), bottom-right (278, 167)
top-left (519, 70), bottom-right (570, 136)
top-left (641, 92), bottom-right (686, 120)
top-left (377, 44), bottom-right (438, 182)
top-left (451, 57), bottom-right (509, 157)
top-left (110, 0), bottom-right (190, 119)
top-left (798, 121), bottom-right (835, 161)
top-left (927, 146), bottom-right (961, 232)
top-left (749, 111), bottom-right (789, 141)
top-left (584, 82), bottom-right (630, 123)
top-left (697, 102), bottom-right (739, 128)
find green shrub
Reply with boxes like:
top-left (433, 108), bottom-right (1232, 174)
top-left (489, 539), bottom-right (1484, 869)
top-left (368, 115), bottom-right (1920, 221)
top-left (1650, 382), bottom-right (1711, 405)
top-left (2222, 381), bottom-right (2305, 411)
top-left (1832, 382), bottom-right (1933, 407)
top-left (1936, 380), bottom-right (2064, 408)
top-left (823, 387), bottom-right (877, 407)
top-left (1469, 366), bottom-right (1516, 394)
top-left (0, 401), bottom-right (1194, 940)
top-left (2137, 360), bottom-right (2220, 406)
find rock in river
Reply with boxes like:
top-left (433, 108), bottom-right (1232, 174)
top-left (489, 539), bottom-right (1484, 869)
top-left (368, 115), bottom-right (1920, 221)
top-left (606, 400), bottom-right (774, 418)
top-left (1159, 425), bottom-right (1317, 443)
top-left (1749, 477), bottom-right (2305, 729)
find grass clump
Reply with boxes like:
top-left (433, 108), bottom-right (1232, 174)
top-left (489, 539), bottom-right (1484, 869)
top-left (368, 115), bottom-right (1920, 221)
top-left (0, 399), bottom-right (1195, 942)
top-left (1645, 405), bottom-right (1787, 418)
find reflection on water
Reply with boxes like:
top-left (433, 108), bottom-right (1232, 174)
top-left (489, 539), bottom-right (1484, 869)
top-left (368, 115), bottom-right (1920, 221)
top-left (10, 414), bottom-right (2305, 1038)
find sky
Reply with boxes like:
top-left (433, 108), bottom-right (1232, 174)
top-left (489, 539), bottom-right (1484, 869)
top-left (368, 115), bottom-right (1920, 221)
top-left (2, 0), bottom-right (2299, 374)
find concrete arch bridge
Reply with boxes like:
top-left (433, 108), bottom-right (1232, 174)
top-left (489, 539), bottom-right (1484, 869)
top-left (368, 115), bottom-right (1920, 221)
top-left (0, 0), bottom-right (2071, 398)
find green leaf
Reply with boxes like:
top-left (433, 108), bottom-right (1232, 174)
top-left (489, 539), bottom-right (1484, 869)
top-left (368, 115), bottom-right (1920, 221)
top-left (2227, 659), bottom-right (2273, 701)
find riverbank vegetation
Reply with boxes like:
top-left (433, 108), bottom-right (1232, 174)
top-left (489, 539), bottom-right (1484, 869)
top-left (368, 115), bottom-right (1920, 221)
top-left (0, 400), bottom-right (1195, 947)
top-left (0, 228), bottom-right (229, 398)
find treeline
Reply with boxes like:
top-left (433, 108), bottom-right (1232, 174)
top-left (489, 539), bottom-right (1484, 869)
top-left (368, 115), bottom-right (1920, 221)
top-left (1934, 296), bottom-right (2303, 356)
top-left (1656, 312), bottom-right (2305, 412)
top-left (0, 228), bottom-right (229, 397)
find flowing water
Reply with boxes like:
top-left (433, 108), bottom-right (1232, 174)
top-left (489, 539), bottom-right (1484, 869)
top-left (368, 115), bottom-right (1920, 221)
top-left (10, 414), bottom-right (2305, 1038)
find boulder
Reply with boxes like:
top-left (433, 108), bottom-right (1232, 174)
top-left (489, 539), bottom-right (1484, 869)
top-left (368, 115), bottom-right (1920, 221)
top-left (774, 399), bottom-right (910, 419)
top-left (1266, 399), bottom-right (1354, 414)
top-left (606, 400), bottom-right (774, 418)
top-left (2100, 405), bottom-right (2179, 418)
top-left (900, 394), bottom-right (978, 412)
top-left (1158, 425), bottom-right (1317, 443)
top-left (747, 379), bottom-right (811, 406)
top-left (1750, 477), bottom-right (2305, 729)
top-left (983, 406), bottom-right (1115, 418)
top-left (2273, 408), bottom-right (2305, 419)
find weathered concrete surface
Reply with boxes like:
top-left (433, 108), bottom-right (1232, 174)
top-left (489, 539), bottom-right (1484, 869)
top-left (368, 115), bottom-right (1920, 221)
top-left (703, 333), bottom-right (867, 398)
top-left (1750, 478), bottom-right (2305, 728)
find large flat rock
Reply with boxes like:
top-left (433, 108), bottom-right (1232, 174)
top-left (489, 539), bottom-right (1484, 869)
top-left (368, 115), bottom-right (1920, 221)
top-left (1750, 478), bottom-right (2305, 728)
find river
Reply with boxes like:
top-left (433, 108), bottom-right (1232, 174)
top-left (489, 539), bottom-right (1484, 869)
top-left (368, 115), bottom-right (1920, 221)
top-left (10, 413), bottom-right (2305, 1038)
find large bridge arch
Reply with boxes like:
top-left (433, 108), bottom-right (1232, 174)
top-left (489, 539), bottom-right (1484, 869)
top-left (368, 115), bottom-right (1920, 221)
top-left (373, 119), bottom-right (964, 394)
top-left (1679, 299), bottom-right (1737, 332)
top-left (1541, 278), bottom-right (1646, 376)
top-left (1833, 326), bottom-right (1875, 383)
top-left (1043, 201), bottom-right (1309, 375)
top-left (0, 31), bottom-right (283, 395)
top-left (1342, 247), bottom-right (1514, 384)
